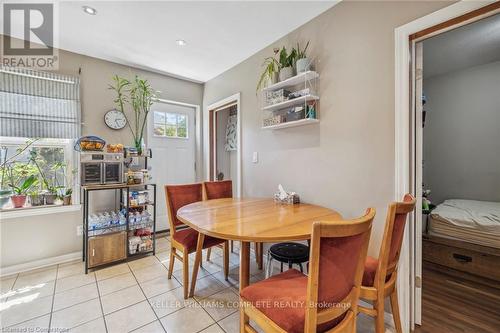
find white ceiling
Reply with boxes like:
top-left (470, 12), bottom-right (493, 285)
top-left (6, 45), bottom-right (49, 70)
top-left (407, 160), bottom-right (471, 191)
top-left (423, 13), bottom-right (500, 79)
top-left (32, 1), bottom-right (336, 82)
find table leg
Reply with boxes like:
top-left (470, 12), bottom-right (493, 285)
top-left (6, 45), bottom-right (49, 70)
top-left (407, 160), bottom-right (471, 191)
top-left (239, 241), bottom-right (250, 332)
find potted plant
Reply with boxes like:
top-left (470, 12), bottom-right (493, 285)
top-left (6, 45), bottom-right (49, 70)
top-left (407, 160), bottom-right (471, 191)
top-left (295, 41), bottom-right (311, 73)
top-left (28, 179), bottom-right (44, 206)
top-left (9, 175), bottom-right (36, 208)
top-left (278, 46), bottom-right (297, 81)
top-left (256, 48), bottom-right (280, 91)
top-left (0, 149), bottom-right (12, 208)
top-left (62, 188), bottom-right (73, 206)
top-left (109, 75), bottom-right (158, 155)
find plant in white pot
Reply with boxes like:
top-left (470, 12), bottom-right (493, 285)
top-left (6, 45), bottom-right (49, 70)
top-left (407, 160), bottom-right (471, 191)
top-left (256, 49), bottom-right (280, 91)
top-left (278, 46), bottom-right (297, 82)
top-left (296, 41), bottom-right (311, 73)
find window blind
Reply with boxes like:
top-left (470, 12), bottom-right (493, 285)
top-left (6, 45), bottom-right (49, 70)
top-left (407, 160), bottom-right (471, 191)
top-left (0, 66), bottom-right (81, 139)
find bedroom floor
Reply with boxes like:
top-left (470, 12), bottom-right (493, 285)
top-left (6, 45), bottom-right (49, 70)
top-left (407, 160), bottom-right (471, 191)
top-left (415, 263), bottom-right (500, 333)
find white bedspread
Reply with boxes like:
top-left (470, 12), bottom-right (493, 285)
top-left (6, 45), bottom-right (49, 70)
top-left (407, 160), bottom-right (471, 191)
top-left (430, 199), bottom-right (500, 233)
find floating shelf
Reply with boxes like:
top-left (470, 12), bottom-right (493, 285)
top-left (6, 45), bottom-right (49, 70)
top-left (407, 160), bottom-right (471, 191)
top-left (262, 95), bottom-right (319, 112)
top-left (262, 118), bottom-right (319, 130)
top-left (262, 71), bottom-right (319, 92)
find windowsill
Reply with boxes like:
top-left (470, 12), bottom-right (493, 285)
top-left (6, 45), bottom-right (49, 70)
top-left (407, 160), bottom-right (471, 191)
top-left (0, 204), bottom-right (82, 220)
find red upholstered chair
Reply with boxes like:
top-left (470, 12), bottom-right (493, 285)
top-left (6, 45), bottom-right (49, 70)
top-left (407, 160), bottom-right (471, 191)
top-left (165, 183), bottom-right (229, 299)
top-left (359, 194), bottom-right (416, 333)
top-left (203, 180), bottom-right (264, 269)
top-left (240, 209), bottom-right (375, 333)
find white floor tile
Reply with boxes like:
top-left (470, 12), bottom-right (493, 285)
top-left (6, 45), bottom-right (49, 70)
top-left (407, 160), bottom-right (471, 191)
top-left (217, 311), bottom-right (239, 333)
top-left (128, 256), bottom-right (161, 271)
top-left (50, 298), bottom-right (102, 331)
top-left (69, 317), bottom-right (107, 333)
top-left (198, 288), bottom-right (239, 321)
top-left (132, 320), bottom-right (166, 333)
top-left (6, 280), bottom-right (55, 302)
top-left (105, 301), bottom-right (156, 333)
top-left (3, 314), bottom-right (50, 332)
top-left (0, 294), bottom-right (53, 327)
top-left (200, 324), bottom-right (226, 333)
top-left (13, 268), bottom-right (57, 289)
top-left (192, 275), bottom-right (227, 300)
top-left (159, 303), bottom-right (214, 333)
top-left (57, 262), bottom-right (85, 280)
top-left (55, 272), bottom-right (96, 294)
top-left (97, 272), bottom-right (137, 296)
top-left (94, 263), bottom-right (130, 281)
top-left (140, 276), bottom-right (180, 298)
top-left (148, 287), bottom-right (195, 318)
top-left (53, 283), bottom-right (99, 311)
top-left (132, 263), bottom-right (169, 283)
top-left (0, 277), bottom-right (17, 295)
top-left (100, 285), bottom-right (145, 315)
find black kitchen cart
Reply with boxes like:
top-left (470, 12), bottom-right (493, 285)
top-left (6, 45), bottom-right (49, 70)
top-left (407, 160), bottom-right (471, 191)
top-left (82, 182), bottom-right (157, 274)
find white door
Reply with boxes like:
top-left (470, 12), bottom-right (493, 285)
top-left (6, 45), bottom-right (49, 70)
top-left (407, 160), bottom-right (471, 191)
top-left (147, 101), bottom-right (196, 231)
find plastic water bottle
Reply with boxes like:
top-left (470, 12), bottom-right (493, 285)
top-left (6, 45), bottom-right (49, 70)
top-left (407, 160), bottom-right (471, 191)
top-left (119, 212), bottom-right (126, 226)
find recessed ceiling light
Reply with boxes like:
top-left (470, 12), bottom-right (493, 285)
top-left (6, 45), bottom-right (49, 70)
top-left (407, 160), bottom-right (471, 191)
top-left (176, 39), bottom-right (187, 46)
top-left (82, 6), bottom-right (97, 15)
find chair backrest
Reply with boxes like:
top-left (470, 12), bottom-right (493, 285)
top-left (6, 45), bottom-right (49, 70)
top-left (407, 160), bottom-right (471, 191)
top-left (164, 183), bottom-right (203, 232)
top-left (203, 180), bottom-right (233, 200)
top-left (304, 208), bottom-right (375, 332)
top-left (375, 194), bottom-right (416, 286)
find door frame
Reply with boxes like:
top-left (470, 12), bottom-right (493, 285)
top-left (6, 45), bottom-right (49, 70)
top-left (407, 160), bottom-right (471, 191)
top-left (394, 1), bottom-right (499, 331)
top-left (153, 98), bottom-right (202, 181)
top-left (206, 93), bottom-right (242, 197)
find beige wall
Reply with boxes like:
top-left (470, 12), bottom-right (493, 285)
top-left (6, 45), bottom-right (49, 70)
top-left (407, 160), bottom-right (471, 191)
top-left (0, 37), bottom-right (204, 270)
top-left (203, 1), bottom-right (450, 255)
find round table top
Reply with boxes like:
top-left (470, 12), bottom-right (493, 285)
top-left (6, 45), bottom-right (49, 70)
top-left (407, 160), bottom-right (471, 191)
top-left (177, 198), bottom-right (342, 242)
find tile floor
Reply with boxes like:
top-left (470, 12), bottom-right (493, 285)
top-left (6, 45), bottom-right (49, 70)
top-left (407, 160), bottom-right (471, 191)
top-left (0, 236), bottom-right (395, 333)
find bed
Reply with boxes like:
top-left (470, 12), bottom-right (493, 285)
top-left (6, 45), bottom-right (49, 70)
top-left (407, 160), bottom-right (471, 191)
top-left (428, 199), bottom-right (500, 248)
top-left (423, 199), bottom-right (500, 283)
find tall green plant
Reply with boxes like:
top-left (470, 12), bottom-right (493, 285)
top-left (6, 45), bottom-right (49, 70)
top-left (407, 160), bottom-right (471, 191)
top-left (109, 75), bottom-right (158, 152)
top-left (9, 175), bottom-right (36, 195)
top-left (256, 57), bottom-right (279, 92)
top-left (278, 46), bottom-right (297, 69)
top-left (296, 41), bottom-right (310, 60)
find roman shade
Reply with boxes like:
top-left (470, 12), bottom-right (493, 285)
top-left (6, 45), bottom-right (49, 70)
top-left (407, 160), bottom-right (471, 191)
top-left (0, 66), bottom-right (81, 139)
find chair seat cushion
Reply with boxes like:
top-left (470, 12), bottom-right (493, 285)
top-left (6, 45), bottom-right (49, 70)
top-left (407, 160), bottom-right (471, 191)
top-left (240, 269), bottom-right (343, 333)
top-left (172, 228), bottom-right (224, 253)
top-left (362, 256), bottom-right (378, 287)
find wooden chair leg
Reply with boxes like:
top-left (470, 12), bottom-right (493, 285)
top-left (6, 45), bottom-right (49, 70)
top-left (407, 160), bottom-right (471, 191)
top-left (240, 303), bottom-right (248, 333)
top-left (167, 246), bottom-right (175, 279)
top-left (374, 298), bottom-right (385, 333)
top-left (230, 240), bottom-right (234, 253)
top-left (182, 247), bottom-right (190, 299)
top-left (207, 247), bottom-right (212, 261)
top-left (189, 233), bottom-right (205, 298)
top-left (223, 240), bottom-right (229, 280)
top-left (390, 287), bottom-right (403, 333)
top-left (255, 242), bottom-right (264, 269)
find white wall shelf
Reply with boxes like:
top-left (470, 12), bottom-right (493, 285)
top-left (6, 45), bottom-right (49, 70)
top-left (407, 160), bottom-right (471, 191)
top-left (262, 118), bottom-right (319, 130)
top-left (262, 94), bottom-right (319, 112)
top-left (262, 71), bottom-right (319, 92)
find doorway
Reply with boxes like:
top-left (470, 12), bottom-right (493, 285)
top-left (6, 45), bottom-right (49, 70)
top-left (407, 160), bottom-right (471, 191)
top-left (207, 93), bottom-right (242, 197)
top-left (395, 2), bottom-right (500, 332)
top-left (147, 99), bottom-right (201, 231)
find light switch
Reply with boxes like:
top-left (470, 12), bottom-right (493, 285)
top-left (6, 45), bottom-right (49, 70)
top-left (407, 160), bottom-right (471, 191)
top-left (252, 152), bottom-right (258, 163)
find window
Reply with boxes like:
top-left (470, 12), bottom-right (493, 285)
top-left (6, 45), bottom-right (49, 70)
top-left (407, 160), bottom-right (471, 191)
top-left (0, 67), bottom-right (80, 211)
top-left (153, 111), bottom-right (188, 138)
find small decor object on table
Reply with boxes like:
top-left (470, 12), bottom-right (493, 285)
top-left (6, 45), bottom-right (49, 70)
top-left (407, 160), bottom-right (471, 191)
top-left (274, 184), bottom-right (300, 204)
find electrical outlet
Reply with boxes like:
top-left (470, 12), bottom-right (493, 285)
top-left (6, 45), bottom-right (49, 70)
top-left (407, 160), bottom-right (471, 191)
top-left (76, 225), bottom-right (83, 236)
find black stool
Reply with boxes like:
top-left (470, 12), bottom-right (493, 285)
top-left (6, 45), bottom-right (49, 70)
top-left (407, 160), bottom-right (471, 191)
top-left (266, 242), bottom-right (309, 278)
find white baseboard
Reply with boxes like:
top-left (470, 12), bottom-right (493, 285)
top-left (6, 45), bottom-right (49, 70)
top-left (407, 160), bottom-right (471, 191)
top-left (1, 251), bottom-right (82, 277)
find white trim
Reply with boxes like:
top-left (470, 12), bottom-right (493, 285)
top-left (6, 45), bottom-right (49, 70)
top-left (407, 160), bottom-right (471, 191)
top-left (206, 93), bottom-right (242, 198)
top-left (0, 204), bottom-right (81, 220)
top-left (0, 251), bottom-right (82, 277)
top-left (154, 98), bottom-right (202, 181)
top-left (394, 1), bottom-right (495, 331)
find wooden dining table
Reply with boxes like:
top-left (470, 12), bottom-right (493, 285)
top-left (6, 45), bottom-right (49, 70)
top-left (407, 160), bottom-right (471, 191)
top-left (176, 197), bottom-right (342, 293)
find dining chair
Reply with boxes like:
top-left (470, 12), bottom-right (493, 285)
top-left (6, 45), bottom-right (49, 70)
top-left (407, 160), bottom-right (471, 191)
top-left (240, 208), bottom-right (375, 333)
top-left (203, 180), bottom-right (264, 269)
top-left (359, 194), bottom-right (416, 333)
top-left (165, 183), bottom-right (230, 299)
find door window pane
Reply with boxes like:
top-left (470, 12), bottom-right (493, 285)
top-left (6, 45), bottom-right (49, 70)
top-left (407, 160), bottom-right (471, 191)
top-left (152, 111), bottom-right (188, 139)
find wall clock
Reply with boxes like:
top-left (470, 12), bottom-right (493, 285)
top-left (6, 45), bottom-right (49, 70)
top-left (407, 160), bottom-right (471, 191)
top-left (104, 109), bottom-right (127, 130)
